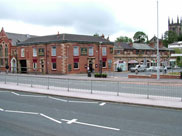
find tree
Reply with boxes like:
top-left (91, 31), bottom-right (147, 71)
top-left (174, 48), bottom-right (182, 67)
top-left (115, 36), bottom-right (132, 43)
top-left (93, 33), bottom-right (99, 37)
top-left (133, 31), bottom-right (148, 43)
top-left (163, 31), bottom-right (178, 47)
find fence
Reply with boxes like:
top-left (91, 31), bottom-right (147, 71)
top-left (0, 73), bottom-right (182, 101)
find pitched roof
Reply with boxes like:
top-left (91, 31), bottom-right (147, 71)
top-left (114, 42), bottom-right (135, 50)
top-left (6, 32), bottom-right (36, 46)
top-left (18, 33), bottom-right (112, 45)
top-left (132, 43), bottom-right (154, 50)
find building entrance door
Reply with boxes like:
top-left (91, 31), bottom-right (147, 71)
top-left (20, 60), bottom-right (27, 73)
top-left (40, 59), bottom-right (44, 73)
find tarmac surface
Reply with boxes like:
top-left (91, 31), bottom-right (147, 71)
top-left (0, 72), bottom-right (182, 109)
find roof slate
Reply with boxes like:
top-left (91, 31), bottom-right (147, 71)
top-left (114, 42), bottom-right (135, 50)
top-left (18, 34), bottom-right (112, 45)
top-left (132, 43), bottom-right (154, 50)
top-left (6, 32), bottom-right (36, 46)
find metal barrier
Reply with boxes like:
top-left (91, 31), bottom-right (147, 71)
top-left (0, 73), bottom-right (182, 101)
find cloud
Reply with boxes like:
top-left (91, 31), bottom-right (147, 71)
top-left (0, 0), bottom-right (125, 35)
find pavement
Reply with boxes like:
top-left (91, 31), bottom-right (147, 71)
top-left (1, 72), bottom-right (182, 109)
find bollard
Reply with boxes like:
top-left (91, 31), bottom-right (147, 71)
top-left (5, 74), bottom-right (7, 84)
top-left (31, 77), bottom-right (33, 87)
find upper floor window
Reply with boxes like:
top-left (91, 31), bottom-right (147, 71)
top-left (73, 46), bottom-right (79, 56)
top-left (21, 48), bottom-right (25, 57)
top-left (102, 47), bottom-right (107, 56)
top-left (5, 45), bottom-right (8, 57)
top-left (33, 48), bottom-right (37, 57)
top-left (52, 46), bottom-right (56, 56)
top-left (89, 47), bottom-right (93, 56)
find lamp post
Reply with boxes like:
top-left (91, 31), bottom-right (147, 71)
top-left (99, 41), bottom-right (102, 74)
top-left (156, 0), bottom-right (160, 80)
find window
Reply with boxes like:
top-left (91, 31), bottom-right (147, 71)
top-left (73, 58), bottom-right (79, 69)
top-left (0, 59), bottom-right (3, 66)
top-left (52, 46), bottom-right (56, 56)
top-left (0, 45), bottom-right (2, 57)
top-left (33, 62), bottom-right (37, 70)
top-left (89, 47), bottom-right (93, 56)
top-left (73, 46), bottom-right (79, 56)
top-left (52, 58), bottom-right (56, 70)
top-left (5, 45), bottom-right (8, 57)
top-left (102, 47), bottom-right (107, 56)
top-left (33, 48), bottom-right (37, 57)
top-left (52, 62), bottom-right (56, 70)
top-left (5, 58), bottom-right (8, 66)
top-left (21, 48), bottom-right (25, 57)
top-left (102, 58), bottom-right (107, 68)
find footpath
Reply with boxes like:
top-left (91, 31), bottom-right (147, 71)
top-left (0, 73), bottom-right (182, 109)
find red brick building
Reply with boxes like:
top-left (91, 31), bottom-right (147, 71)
top-left (16, 34), bottom-right (114, 74)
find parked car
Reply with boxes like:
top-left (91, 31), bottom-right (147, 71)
top-left (146, 66), bottom-right (163, 72)
top-left (130, 65), bottom-right (147, 72)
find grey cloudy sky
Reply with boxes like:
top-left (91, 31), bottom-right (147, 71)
top-left (0, 0), bottom-right (182, 41)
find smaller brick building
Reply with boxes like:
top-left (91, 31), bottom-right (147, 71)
top-left (16, 34), bottom-right (114, 74)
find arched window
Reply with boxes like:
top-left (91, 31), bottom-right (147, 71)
top-left (5, 44), bottom-right (8, 57)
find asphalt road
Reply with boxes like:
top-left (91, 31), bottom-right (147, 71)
top-left (1, 74), bottom-right (182, 99)
top-left (0, 90), bottom-right (182, 136)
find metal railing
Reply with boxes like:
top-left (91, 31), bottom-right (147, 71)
top-left (0, 73), bottom-right (182, 101)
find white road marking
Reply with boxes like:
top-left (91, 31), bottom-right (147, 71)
top-left (4, 110), bottom-right (39, 115)
top-left (0, 108), bottom-right (4, 111)
top-left (20, 94), bottom-right (47, 98)
top-left (61, 119), bottom-right (120, 131)
top-left (68, 100), bottom-right (98, 104)
top-left (11, 92), bottom-right (20, 96)
top-left (66, 119), bottom-right (77, 124)
top-left (99, 102), bottom-right (106, 106)
top-left (40, 113), bottom-right (62, 124)
top-left (48, 96), bottom-right (68, 102)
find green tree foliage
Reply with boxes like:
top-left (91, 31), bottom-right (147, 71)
top-left (174, 48), bottom-right (182, 67)
top-left (133, 31), bottom-right (148, 43)
top-left (115, 36), bottom-right (132, 43)
top-left (93, 33), bottom-right (99, 37)
top-left (163, 31), bottom-right (178, 47)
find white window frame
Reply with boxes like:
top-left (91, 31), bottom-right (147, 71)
top-left (21, 48), bottom-right (25, 57)
top-left (89, 47), bottom-right (94, 56)
top-left (52, 46), bottom-right (56, 56)
top-left (33, 48), bottom-right (37, 57)
top-left (73, 46), bottom-right (79, 56)
top-left (102, 47), bottom-right (107, 56)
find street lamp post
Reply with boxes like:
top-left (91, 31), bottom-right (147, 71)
top-left (156, 0), bottom-right (160, 80)
top-left (99, 42), bottom-right (102, 74)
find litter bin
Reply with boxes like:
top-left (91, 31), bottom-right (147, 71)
top-left (88, 71), bottom-right (91, 77)
top-left (180, 71), bottom-right (182, 79)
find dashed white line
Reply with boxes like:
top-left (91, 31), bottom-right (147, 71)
top-left (48, 96), bottom-right (68, 102)
top-left (4, 110), bottom-right (39, 115)
top-left (0, 107), bottom-right (4, 111)
top-left (61, 119), bottom-right (120, 131)
top-left (68, 100), bottom-right (98, 104)
top-left (99, 102), bottom-right (106, 106)
top-left (20, 94), bottom-right (47, 98)
top-left (40, 113), bottom-right (62, 124)
top-left (66, 119), bottom-right (77, 124)
top-left (11, 92), bottom-right (20, 96)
